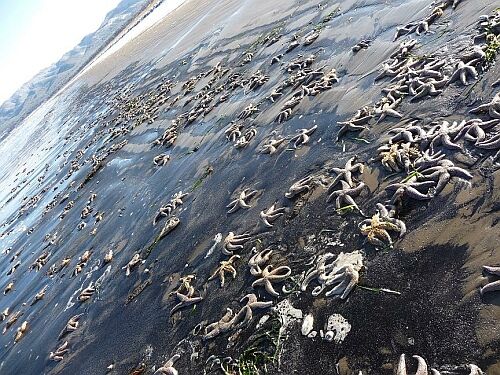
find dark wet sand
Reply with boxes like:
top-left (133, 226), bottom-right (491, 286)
top-left (0, 0), bottom-right (499, 374)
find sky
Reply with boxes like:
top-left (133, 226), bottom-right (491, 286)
top-left (0, 0), bottom-right (121, 104)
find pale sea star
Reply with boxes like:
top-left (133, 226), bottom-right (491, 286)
top-left (226, 188), bottom-right (258, 213)
top-left (252, 264), bottom-right (291, 297)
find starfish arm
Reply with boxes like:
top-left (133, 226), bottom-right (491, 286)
top-left (340, 275), bottom-right (358, 299)
top-left (386, 108), bottom-right (403, 118)
top-left (239, 199), bottom-right (252, 209)
top-left (406, 186), bottom-right (434, 200)
top-left (490, 107), bottom-right (500, 119)
top-left (413, 355), bottom-right (428, 375)
top-left (480, 280), bottom-right (500, 295)
top-left (477, 135), bottom-right (500, 149)
top-left (301, 270), bottom-right (319, 291)
top-left (448, 69), bottom-right (461, 84)
top-left (233, 306), bottom-right (252, 327)
top-left (343, 195), bottom-right (360, 211)
top-left (267, 212), bottom-right (284, 220)
top-left (434, 173), bottom-right (451, 195)
top-left (396, 354), bottom-right (407, 375)
top-left (469, 103), bottom-right (490, 114)
top-left (442, 134), bottom-right (462, 150)
top-left (251, 297), bottom-right (274, 309)
top-left (334, 195), bottom-right (343, 209)
top-left (264, 279), bottom-right (280, 297)
top-left (460, 70), bottom-right (468, 85)
top-left (260, 213), bottom-right (274, 227)
top-left (411, 87), bottom-right (429, 101)
top-left (324, 278), bottom-right (348, 297)
top-left (226, 200), bottom-right (239, 213)
top-left (483, 266), bottom-right (500, 276)
top-left (449, 167), bottom-right (473, 180)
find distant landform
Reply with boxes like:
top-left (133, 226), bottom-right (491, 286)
top-left (0, 0), bottom-right (159, 141)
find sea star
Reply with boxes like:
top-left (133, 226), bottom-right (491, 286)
top-left (271, 54), bottom-right (283, 65)
top-left (480, 265), bottom-right (500, 295)
top-left (1, 308), bottom-right (9, 321)
top-left (49, 341), bottom-right (69, 362)
top-left (414, 149), bottom-right (446, 170)
top-left (410, 77), bottom-right (447, 102)
top-left (267, 88), bottom-right (283, 102)
top-left (78, 282), bottom-right (95, 302)
top-left (394, 24), bottom-right (418, 41)
top-left (153, 191), bottom-right (188, 225)
top-left (94, 211), bottom-right (104, 224)
top-left (423, 120), bottom-right (465, 153)
top-left (415, 7), bottom-right (444, 35)
top-left (14, 321), bottom-right (28, 343)
top-left (375, 61), bottom-right (405, 81)
top-left (235, 128), bottom-right (257, 148)
top-left (31, 285), bottom-right (48, 305)
top-left (260, 204), bottom-right (286, 227)
top-left (225, 122), bottom-right (243, 142)
top-left (154, 124), bottom-right (178, 148)
top-left (289, 125), bottom-right (318, 148)
top-left (375, 203), bottom-right (406, 236)
top-left (419, 159), bottom-right (473, 195)
top-left (203, 308), bottom-right (236, 340)
top-left (122, 253), bottom-right (143, 276)
top-left (326, 180), bottom-right (366, 214)
top-left (209, 255), bottom-right (241, 287)
top-left (386, 175), bottom-right (436, 205)
top-left (227, 189), bottom-right (258, 213)
top-left (285, 175), bottom-right (315, 198)
top-left (303, 30), bottom-right (320, 45)
top-left (276, 108), bottom-right (292, 123)
top-left (475, 133), bottom-right (500, 151)
top-left (170, 275), bottom-right (203, 314)
top-left (59, 314), bottom-right (83, 338)
top-left (376, 143), bottom-right (421, 172)
top-left (252, 264), bottom-right (291, 297)
top-left (158, 216), bottom-right (180, 239)
top-left (3, 311), bottom-right (22, 334)
top-left (223, 232), bottom-right (252, 255)
top-left (467, 364), bottom-right (485, 375)
top-left (448, 61), bottom-right (479, 86)
top-left (469, 93), bottom-right (500, 119)
top-left (336, 107), bottom-right (373, 140)
top-left (247, 70), bottom-right (269, 91)
top-left (248, 248), bottom-right (273, 276)
top-left (301, 251), bottom-right (363, 299)
top-left (330, 156), bottom-right (364, 187)
top-left (383, 83), bottom-right (410, 103)
top-left (359, 213), bottom-right (402, 248)
top-left (232, 293), bottom-right (273, 328)
top-left (454, 118), bottom-right (499, 144)
top-left (260, 137), bottom-right (286, 155)
top-left (4, 282), bottom-right (14, 294)
top-left (238, 103), bottom-right (259, 119)
top-left (352, 39), bottom-right (371, 52)
top-left (374, 98), bottom-right (403, 122)
top-left (153, 153), bottom-right (170, 166)
top-left (335, 121), bottom-right (367, 141)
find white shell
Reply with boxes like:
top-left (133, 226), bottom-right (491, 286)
top-left (323, 314), bottom-right (351, 343)
top-left (301, 313), bottom-right (314, 336)
top-left (307, 330), bottom-right (317, 338)
top-left (324, 330), bottom-right (334, 342)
